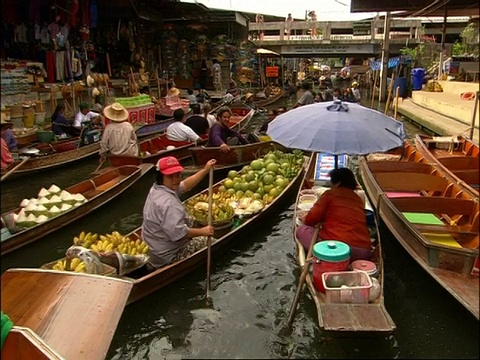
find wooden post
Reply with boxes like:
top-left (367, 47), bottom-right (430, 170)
top-left (394, 86), bottom-right (400, 119)
top-left (469, 91), bottom-right (479, 140)
top-left (384, 73), bottom-right (395, 115)
top-left (379, 12), bottom-right (391, 102)
top-left (370, 70), bottom-right (379, 109)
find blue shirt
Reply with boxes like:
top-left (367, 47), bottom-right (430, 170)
top-left (51, 113), bottom-right (71, 135)
top-left (3, 129), bottom-right (17, 151)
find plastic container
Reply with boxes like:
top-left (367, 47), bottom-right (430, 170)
top-left (322, 270), bottom-right (372, 304)
top-left (393, 77), bottom-right (407, 98)
top-left (412, 68), bottom-right (425, 91)
top-left (36, 131), bottom-right (54, 143)
top-left (365, 209), bottom-right (375, 227)
top-left (298, 194), bottom-right (317, 211)
top-left (34, 112), bottom-right (46, 125)
top-left (23, 113), bottom-right (35, 128)
top-left (351, 259), bottom-right (378, 278)
top-left (312, 240), bottom-right (350, 292)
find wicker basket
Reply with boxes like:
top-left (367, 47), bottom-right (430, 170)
top-left (41, 257), bottom-right (117, 276)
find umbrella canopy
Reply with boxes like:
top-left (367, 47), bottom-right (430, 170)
top-left (266, 101), bottom-right (405, 155)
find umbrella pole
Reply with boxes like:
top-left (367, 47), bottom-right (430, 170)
top-left (334, 155), bottom-right (339, 169)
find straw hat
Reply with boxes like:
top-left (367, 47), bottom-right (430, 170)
top-left (245, 92), bottom-right (253, 101)
top-left (168, 87), bottom-right (180, 97)
top-left (351, 81), bottom-right (359, 87)
top-left (319, 76), bottom-right (326, 81)
top-left (104, 102), bottom-right (129, 122)
top-left (92, 87), bottom-right (101, 97)
top-left (86, 75), bottom-right (95, 87)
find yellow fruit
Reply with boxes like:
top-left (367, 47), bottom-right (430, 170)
top-left (91, 244), bottom-right (99, 252)
top-left (73, 236), bottom-right (80, 245)
top-left (100, 235), bottom-right (107, 241)
top-left (71, 258), bottom-right (80, 270)
top-left (130, 247), bottom-right (137, 256)
top-left (105, 243), bottom-right (113, 252)
top-left (91, 233), bottom-right (99, 242)
top-left (79, 231), bottom-right (86, 241)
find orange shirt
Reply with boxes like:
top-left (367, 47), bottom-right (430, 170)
top-left (304, 186), bottom-right (371, 249)
top-left (1, 138), bottom-right (13, 169)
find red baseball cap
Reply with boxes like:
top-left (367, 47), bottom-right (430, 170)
top-left (157, 156), bottom-right (184, 175)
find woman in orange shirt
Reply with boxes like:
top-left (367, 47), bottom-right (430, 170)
top-left (296, 168), bottom-right (372, 261)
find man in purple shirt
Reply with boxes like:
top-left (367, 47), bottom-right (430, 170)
top-left (2, 121), bottom-right (17, 151)
top-left (207, 106), bottom-right (248, 153)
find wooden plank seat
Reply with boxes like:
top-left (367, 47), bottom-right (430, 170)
top-left (390, 196), bottom-right (476, 217)
top-left (374, 172), bottom-right (450, 193)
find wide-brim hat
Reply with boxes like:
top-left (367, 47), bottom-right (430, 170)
top-left (168, 87), bottom-right (180, 97)
top-left (351, 81), bottom-right (359, 87)
top-left (86, 75), bottom-right (95, 87)
top-left (104, 102), bottom-right (129, 122)
top-left (319, 76), bottom-right (326, 81)
top-left (245, 93), bottom-right (253, 101)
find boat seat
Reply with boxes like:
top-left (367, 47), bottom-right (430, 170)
top-left (385, 191), bottom-right (421, 198)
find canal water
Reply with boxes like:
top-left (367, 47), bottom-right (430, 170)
top-left (1, 96), bottom-right (478, 359)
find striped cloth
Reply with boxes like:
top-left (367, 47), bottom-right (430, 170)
top-left (100, 122), bottom-right (139, 157)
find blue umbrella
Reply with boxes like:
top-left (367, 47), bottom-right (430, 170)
top-left (267, 100), bottom-right (405, 166)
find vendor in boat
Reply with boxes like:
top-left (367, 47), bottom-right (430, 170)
top-left (292, 82), bottom-right (314, 108)
top-left (225, 80), bottom-right (239, 98)
top-left (244, 93), bottom-right (258, 111)
top-left (259, 109), bottom-right (278, 133)
top-left (185, 104), bottom-right (209, 137)
top-left (166, 108), bottom-right (201, 143)
top-left (1, 117), bottom-right (14, 169)
top-left (0, 114), bottom-right (17, 151)
top-left (73, 102), bottom-right (102, 129)
top-left (296, 168), bottom-right (372, 262)
top-left (51, 104), bottom-right (80, 137)
top-left (202, 103), bottom-right (217, 128)
top-left (207, 106), bottom-right (249, 153)
top-left (99, 103), bottom-right (138, 162)
top-left (142, 156), bottom-right (216, 268)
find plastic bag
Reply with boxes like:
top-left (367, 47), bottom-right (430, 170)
top-left (66, 246), bottom-right (104, 274)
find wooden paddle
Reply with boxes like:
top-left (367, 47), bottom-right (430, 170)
top-left (205, 167), bottom-right (214, 303)
top-left (284, 225), bottom-right (320, 331)
top-left (1, 157), bottom-right (29, 182)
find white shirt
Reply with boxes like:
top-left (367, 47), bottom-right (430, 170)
top-left (166, 122), bottom-right (200, 142)
top-left (204, 114), bottom-right (217, 128)
top-left (74, 111), bottom-right (100, 128)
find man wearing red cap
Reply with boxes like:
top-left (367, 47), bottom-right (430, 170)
top-left (142, 156), bottom-right (216, 268)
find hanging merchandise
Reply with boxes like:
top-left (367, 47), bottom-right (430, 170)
top-left (178, 39), bottom-right (192, 79)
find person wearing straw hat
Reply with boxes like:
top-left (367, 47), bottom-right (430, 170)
top-left (99, 103), bottom-right (138, 163)
top-left (142, 156), bottom-right (216, 269)
top-left (244, 92), bottom-right (257, 111)
top-left (0, 113), bottom-right (17, 152)
top-left (167, 87), bottom-right (180, 98)
top-left (1, 115), bottom-right (14, 169)
top-left (351, 81), bottom-right (361, 102)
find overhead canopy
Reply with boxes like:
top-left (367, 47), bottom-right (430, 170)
top-left (257, 48), bottom-right (280, 56)
top-left (350, 0), bottom-right (479, 17)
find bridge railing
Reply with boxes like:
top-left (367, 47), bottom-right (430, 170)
top-left (249, 19), bottom-right (423, 42)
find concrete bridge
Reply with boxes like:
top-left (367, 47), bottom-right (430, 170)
top-left (249, 19), bottom-right (424, 57)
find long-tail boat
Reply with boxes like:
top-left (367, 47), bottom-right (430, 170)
top-left (359, 141), bottom-right (479, 319)
top-left (415, 134), bottom-right (479, 198)
top-left (32, 150), bottom-right (311, 305)
top-left (1, 138), bottom-right (100, 182)
top-left (292, 152), bottom-right (396, 332)
top-left (1, 164), bottom-right (153, 255)
top-left (1, 269), bottom-right (132, 360)
top-left (108, 106), bottom-right (254, 167)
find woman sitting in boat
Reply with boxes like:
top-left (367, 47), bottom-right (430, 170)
top-left (207, 106), bottom-right (249, 153)
top-left (51, 104), bottom-right (80, 137)
top-left (296, 168), bottom-right (372, 262)
top-left (1, 115), bottom-right (17, 151)
top-left (1, 116), bottom-right (14, 169)
top-left (142, 156), bottom-right (216, 269)
top-left (166, 108), bottom-right (201, 143)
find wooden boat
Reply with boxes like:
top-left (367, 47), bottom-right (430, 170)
top-left (415, 134), bottom-right (479, 198)
top-left (37, 151), bottom-right (311, 305)
top-left (2, 326), bottom-right (64, 360)
top-left (108, 106), bottom-right (255, 167)
top-left (292, 153), bottom-right (396, 332)
top-left (1, 269), bottom-right (132, 360)
top-left (187, 140), bottom-right (288, 173)
top-left (359, 141), bottom-right (479, 319)
top-left (1, 138), bottom-right (100, 181)
top-left (255, 90), bottom-right (285, 108)
top-left (134, 117), bottom-right (175, 138)
top-left (1, 164), bottom-right (153, 255)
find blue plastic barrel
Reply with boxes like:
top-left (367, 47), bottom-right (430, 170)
top-left (393, 77), bottom-right (407, 97)
top-left (411, 68), bottom-right (425, 91)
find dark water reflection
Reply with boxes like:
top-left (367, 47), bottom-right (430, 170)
top-left (1, 97), bottom-right (478, 359)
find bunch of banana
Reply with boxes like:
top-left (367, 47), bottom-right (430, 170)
top-left (185, 196), bottom-right (234, 224)
top-left (73, 231), bottom-right (99, 249)
top-left (116, 239), bottom-right (149, 256)
top-left (91, 240), bottom-right (114, 253)
top-left (52, 257), bottom-right (86, 273)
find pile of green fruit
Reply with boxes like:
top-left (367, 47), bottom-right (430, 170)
top-left (186, 150), bottom-right (305, 222)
